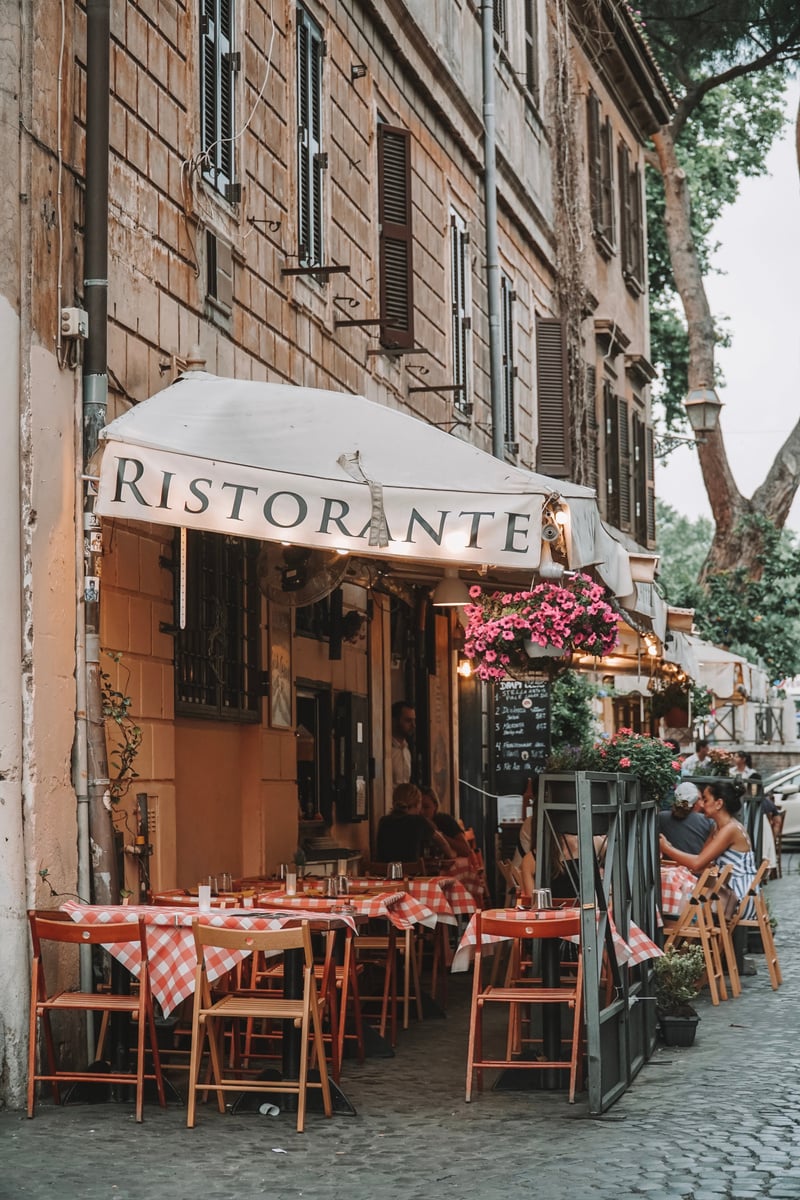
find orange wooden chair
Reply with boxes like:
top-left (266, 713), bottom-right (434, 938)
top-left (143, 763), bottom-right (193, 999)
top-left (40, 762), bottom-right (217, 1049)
top-left (465, 909), bottom-right (584, 1104)
top-left (727, 858), bottom-right (782, 990)
top-left (662, 867), bottom-right (728, 1005)
top-left (27, 910), bottom-right (166, 1122)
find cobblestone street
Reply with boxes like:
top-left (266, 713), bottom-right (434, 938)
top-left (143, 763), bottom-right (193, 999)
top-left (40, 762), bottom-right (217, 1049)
top-left (3, 864), bottom-right (799, 1200)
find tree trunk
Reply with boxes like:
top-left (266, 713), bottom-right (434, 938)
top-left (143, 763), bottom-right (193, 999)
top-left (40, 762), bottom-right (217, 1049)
top-left (652, 125), bottom-right (800, 580)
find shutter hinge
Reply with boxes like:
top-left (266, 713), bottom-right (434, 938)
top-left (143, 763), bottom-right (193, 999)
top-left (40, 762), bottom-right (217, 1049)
top-left (314, 152), bottom-right (329, 171)
top-left (200, 14), bottom-right (209, 36)
top-left (509, 289), bottom-right (517, 301)
top-left (462, 231), bottom-right (471, 245)
top-left (462, 316), bottom-right (471, 330)
top-left (318, 39), bottom-right (328, 58)
top-left (225, 182), bottom-right (242, 204)
top-left (224, 51), bottom-right (241, 73)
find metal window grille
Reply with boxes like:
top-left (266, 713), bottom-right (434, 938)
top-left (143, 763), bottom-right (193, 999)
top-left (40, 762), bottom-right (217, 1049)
top-left (200, 0), bottom-right (237, 196)
top-left (297, 6), bottom-right (324, 267)
top-left (175, 531), bottom-right (260, 721)
top-left (493, 0), bottom-right (508, 44)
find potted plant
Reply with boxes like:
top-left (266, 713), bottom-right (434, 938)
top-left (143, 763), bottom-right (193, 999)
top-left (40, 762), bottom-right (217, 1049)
top-left (651, 945), bottom-right (705, 1045)
top-left (462, 574), bottom-right (619, 682)
top-left (587, 729), bottom-right (682, 807)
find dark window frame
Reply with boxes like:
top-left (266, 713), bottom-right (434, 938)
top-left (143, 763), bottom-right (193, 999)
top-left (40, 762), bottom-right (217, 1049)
top-left (587, 91), bottom-right (615, 254)
top-left (500, 272), bottom-right (516, 448)
top-left (200, 0), bottom-right (238, 200)
top-left (296, 5), bottom-right (325, 267)
top-left (619, 142), bottom-right (645, 293)
top-left (524, 0), bottom-right (540, 102)
top-left (174, 531), bottom-right (261, 722)
top-left (535, 316), bottom-right (570, 477)
top-left (378, 123), bottom-right (415, 350)
top-left (450, 208), bottom-right (471, 414)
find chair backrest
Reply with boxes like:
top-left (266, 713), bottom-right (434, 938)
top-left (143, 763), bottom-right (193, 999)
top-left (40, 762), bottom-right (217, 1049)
top-left (191, 916), bottom-right (312, 966)
top-left (478, 907), bottom-right (580, 944)
top-left (728, 858), bottom-right (771, 928)
top-left (663, 866), bottom-right (714, 940)
top-left (28, 910), bottom-right (145, 955)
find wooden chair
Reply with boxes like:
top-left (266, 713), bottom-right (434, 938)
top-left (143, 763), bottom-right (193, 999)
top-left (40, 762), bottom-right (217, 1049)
top-left (27, 910), bottom-right (166, 1122)
top-left (186, 919), bottom-right (332, 1132)
top-left (706, 864), bottom-right (741, 997)
top-left (727, 858), bottom-right (782, 990)
top-left (465, 909), bottom-right (584, 1104)
top-left (662, 867), bottom-right (728, 1005)
top-left (355, 922), bottom-right (423, 1045)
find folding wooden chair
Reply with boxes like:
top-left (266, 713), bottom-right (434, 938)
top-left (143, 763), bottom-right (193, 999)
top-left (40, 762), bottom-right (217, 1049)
top-left (727, 858), bottom-right (782, 990)
top-left (706, 864), bottom-right (741, 997)
top-left (186, 919), bottom-right (332, 1132)
top-left (768, 811), bottom-right (785, 879)
top-left (663, 868), bottom-right (727, 1005)
top-left (27, 910), bottom-right (166, 1123)
top-left (465, 909), bottom-right (584, 1104)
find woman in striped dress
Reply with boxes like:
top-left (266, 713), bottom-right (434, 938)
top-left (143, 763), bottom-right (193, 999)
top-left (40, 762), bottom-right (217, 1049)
top-left (660, 780), bottom-right (758, 918)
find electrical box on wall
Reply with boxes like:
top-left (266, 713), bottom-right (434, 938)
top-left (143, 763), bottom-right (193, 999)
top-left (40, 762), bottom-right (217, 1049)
top-left (334, 691), bottom-right (369, 822)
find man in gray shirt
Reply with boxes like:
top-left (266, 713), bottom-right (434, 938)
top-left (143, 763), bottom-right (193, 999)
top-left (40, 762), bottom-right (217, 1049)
top-left (658, 781), bottom-right (714, 854)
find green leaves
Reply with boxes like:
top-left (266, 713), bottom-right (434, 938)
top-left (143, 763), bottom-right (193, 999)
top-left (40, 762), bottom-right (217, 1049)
top-left (100, 651), bottom-right (143, 802)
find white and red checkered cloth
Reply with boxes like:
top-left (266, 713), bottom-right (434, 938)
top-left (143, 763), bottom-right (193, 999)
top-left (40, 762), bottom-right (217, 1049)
top-left (61, 902), bottom-right (356, 1018)
top-left (351, 876), bottom-right (478, 924)
top-left (660, 865), bottom-right (698, 916)
top-left (451, 907), bottom-right (662, 973)
top-left (255, 888), bottom-right (439, 931)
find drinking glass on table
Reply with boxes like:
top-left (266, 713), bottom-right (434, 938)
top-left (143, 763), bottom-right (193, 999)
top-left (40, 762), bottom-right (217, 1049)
top-left (388, 862), bottom-right (403, 881)
top-left (219, 871), bottom-right (233, 893)
top-left (324, 876), bottom-right (337, 898)
top-left (284, 867), bottom-right (297, 896)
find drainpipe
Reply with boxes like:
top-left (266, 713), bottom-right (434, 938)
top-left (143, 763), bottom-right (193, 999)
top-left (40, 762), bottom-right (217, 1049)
top-left (81, 0), bottom-right (117, 906)
top-left (480, 1), bottom-right (505, 460)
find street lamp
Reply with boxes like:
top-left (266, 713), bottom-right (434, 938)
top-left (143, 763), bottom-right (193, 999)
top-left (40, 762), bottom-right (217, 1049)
top-left (654, 384), bottom-right (723, 458)
top-left (684, 385), bottom-right (723, 435)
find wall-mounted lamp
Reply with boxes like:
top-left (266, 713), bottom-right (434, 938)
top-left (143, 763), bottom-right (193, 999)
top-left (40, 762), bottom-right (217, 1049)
top-left (432, 567), bottom-right (471, 607)
top-left (351, 63), bottom-right (368, 82)
top-left (456, 658), bottom-right (473, 678)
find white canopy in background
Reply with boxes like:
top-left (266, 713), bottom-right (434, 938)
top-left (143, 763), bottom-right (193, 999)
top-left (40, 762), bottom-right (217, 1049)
top-left (686, 635), bottom-right (769, 702)
top-left (95, 373), bottom-right (629, 585)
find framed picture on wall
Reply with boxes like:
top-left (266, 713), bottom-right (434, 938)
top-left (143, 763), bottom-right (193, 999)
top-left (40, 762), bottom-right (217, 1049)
top-left (269, 603), bottom-right (292, 728)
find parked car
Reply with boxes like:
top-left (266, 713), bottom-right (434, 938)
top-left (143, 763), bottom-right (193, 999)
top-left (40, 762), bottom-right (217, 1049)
top-left (763, 765), bottom-right (800, 847)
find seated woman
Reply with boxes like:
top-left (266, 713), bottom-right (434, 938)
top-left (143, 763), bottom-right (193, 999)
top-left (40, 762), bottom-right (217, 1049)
top-left (419, 785), bottom-right (473, 866)
top-left (375, 783), bottom-right (451, 864)
top-left (660, 780), bottom-right (757, 918)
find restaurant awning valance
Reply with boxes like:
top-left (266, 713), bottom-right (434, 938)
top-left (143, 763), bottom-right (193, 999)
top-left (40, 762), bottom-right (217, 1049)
top-left (95, 373), bottom-right (627, 584)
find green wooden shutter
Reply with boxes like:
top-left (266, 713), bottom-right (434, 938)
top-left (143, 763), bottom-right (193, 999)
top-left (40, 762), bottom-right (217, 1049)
top-left (200, 0), bottom-right (237, 196)
top-left (646, 425), bottom-right (656, 545)
top-left (603, 381), bottom-right (619, 526)
top-left (585, 363), bottom-right (598, 491)
top-left (378, 125), bottom-right (414, 349)
top-left (632, 411), bottom-right (647, 543)
top-left (536, 317), bottom-right (570, 477)
top-left (450, 210), bottom-right (471, 412)
top-left (297, 7), bottom-right (324, 266)
top-left (587, 92), bottom-right (602, 233)
top-left (617, 397), bottom-right (631, 530)
top-left (600, 118), bottom-right (615, 246)
top-left (501, 274), bottom-right (516, 444)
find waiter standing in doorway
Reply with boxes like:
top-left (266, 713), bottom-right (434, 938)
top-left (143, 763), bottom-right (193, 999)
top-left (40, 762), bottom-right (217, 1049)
top-left (391, 700), bottom-right (416, 786)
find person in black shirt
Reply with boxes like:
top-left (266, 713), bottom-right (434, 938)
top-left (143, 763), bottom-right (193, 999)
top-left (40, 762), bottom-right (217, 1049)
top-left (376, 784), bottom-right (446, 863)
top-left (658, 781), bottom-right (714, 855)
top-left (420, 785), bottom-right (472, 862)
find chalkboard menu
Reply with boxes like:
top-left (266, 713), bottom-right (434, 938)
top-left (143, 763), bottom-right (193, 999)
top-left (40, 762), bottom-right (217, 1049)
top-left (493, 679), bottom-right (550, 794)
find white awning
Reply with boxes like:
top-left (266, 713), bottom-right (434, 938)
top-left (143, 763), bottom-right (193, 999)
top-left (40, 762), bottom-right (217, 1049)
top-left (94, 373), bottom-right (626, 584)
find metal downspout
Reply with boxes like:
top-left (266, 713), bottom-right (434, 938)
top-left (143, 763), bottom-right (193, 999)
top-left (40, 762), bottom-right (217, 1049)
top-left (480, 1), bottom-right (505, 460)
top-left (82, 0), bottom-right (116, 907)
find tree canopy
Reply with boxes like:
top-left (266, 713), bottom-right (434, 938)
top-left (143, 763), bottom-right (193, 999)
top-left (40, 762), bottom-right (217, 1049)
top-left (655, 500), bottom-right (800, 679)
top-left (637, 2), bottom-right (800, 575)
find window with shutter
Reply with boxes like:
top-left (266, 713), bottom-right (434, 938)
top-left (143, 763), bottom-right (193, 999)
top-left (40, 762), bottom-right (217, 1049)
top-left (206, 231), bottom-right (233, 316)
top-left (535, 317), bottom-right (570, 477)
top-left (619, 143), bottom-right (644, 293)
top-left (450, 209), bottom-right (471, 413)
top-left (524, 0), bottom-right (539, 101)
top-left (500, 273), bottom-right (516, 447)
top-left (585, 363), bottom-right (598, 491)
top-left (587, 93), bottom-right (614, 252)
top-left (646, 426), bottom-right (656, 545)
top-left (494, 0), bottom-right (508, 45)
top-left (617, 396), bottom-right (631, 531)
top-left (632, 411), bottom-right (648, 544)
top-left (200, 0), bottom-right (238, 198)
top-left (603, 381), bottom-right (619, 526)
top-left (378, 125), bottom-right (414, 349)
top-left (297, 6), bottom-right (325, 267)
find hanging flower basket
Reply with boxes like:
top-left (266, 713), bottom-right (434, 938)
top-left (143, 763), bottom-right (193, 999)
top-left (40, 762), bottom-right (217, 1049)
top-left (463, 574), bottom-right (619, 683)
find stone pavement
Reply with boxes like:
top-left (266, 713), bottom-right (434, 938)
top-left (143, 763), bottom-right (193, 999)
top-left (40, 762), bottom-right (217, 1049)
top-left (3, 863), bottom-right (800, 1200)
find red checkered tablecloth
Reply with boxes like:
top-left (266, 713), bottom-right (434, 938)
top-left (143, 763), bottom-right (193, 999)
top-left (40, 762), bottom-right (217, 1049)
top-left (255, 889), bottom-right (438, 931)
top-left (451, 907), bottom-right (662, 973)
top-left (660, 865), bottom-right (698, 916)
top-left (61, 902), bottom-right (356, 1018)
